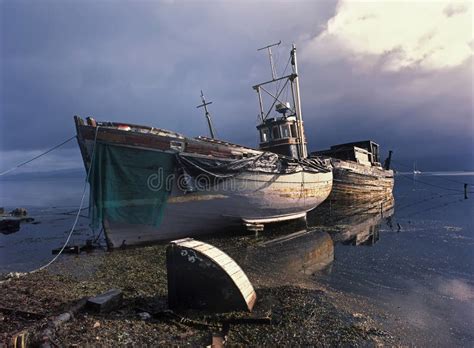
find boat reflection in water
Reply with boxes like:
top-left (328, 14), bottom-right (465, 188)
top-left (238, 195), bottom-right (395, 286)
top-left (239, 230), bottom-right (335, 287)
top-left (308, 194), bottom-right (395, 247)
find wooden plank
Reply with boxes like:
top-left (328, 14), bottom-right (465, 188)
top-left (193, 243), bottom-right (215, 253)
top-left (179, 240), bottom-right (205, 249)
top-left (212, 253), bottom-right (233, 265)
top-left (201, 248), bottom-right (225, 260)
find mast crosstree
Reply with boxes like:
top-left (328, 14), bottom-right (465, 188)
top-left (196, 90), bottom-right (216, 139)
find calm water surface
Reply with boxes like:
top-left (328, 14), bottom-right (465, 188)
top-left (312, 173), bottom-right (474, 346)
top-left (1, 171), bottom-right (473, 345)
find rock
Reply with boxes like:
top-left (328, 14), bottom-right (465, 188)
top-left (86, 289), bottom-right (123, 313)
top-left (10, 208), bottom-right (28, 217)
top-left (0, 218), bottom-right (20, 233)
top-left (138, 312), bottom-right (151, 321)
top-left (93, 321), bottom-right (101, 328)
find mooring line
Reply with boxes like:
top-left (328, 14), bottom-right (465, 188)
top-left (1, 128), bottom-right (99, 282)
top-left (392, 160), bottom-right (474, 186)
top-left (35, 127), bottom-right (99, 272)
top-left (396, 171), bottom-right (473, 194)
top-left (0, 135), bottom-right (77, 177)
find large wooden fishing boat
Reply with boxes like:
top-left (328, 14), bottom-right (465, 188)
top-left (74, 45), bottom-right (333, 248)
top-left (311, 140), bottom-right (394, 203)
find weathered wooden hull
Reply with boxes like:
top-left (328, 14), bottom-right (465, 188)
top-left (328, 159), bottom-right (394, 202)
top-left (74, 117), bottom-right (333, 248)
top-left (102, 168), bottom-right (332, 248)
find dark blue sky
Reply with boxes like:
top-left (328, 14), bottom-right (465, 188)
top-left (1, 0), bottom-right (472, 173)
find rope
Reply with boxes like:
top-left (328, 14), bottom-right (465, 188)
top-left (400, 197), bottom-right (465, 219)
top-left (1, 127), bottom-right (100, 281)
top-left (396, 172), bottom-right (474, 194)
top-left (392, 160), bottom-right (474, 186)
top-left (0, 135), bottom-right (77, 176)
top-left (35, 127), bottom-right (99, 271)
top-left (275, 55), bottom-right (292, 95)
top-left (395, 192), bottom-right (460, 214)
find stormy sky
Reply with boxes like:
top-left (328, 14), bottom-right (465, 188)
top-left (1, 0), bottom-right (472, 173)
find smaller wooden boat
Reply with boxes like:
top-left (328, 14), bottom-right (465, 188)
top-left (311, 140), bottom-right (394, 202)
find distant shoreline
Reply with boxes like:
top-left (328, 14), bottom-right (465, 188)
top-left (395, 171), bottom-right (474, 176)
top-left (2, 169), bottom-right (474, 181)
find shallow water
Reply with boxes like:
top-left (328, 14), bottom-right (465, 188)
top-left (1, 171), bottom-right (473, 344)
top-left (0, 174), bottom-right (95, 273)
top-left (311, 173), bottom-right (474, 346)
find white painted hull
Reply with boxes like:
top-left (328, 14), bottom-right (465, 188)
top-left (75, 119), bottom-right (333, 248)
top-left (104, 170), bottom-right (333, 248)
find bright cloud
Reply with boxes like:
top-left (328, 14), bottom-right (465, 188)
top-left (305, 0), bottom-right (473, 71)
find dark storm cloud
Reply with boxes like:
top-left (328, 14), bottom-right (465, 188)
top-left (0, 0), bottom-right (472, 173)
top-left (299, 54), bottom-right (473, 171)
top-left (0, 1), bottom-right (334, 155)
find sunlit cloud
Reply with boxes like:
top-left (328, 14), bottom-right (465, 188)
top-left (305, 0), bottom-right (473, 71)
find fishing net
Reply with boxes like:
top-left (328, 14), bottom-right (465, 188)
top-left (88, 142), bottom-right (176, 228)
top-left (177, 152), bottom-right (331, 178)
top-left (88, 143), bottom-right (331, 228)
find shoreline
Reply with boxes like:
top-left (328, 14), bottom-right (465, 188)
top-left (1, 236), bottom-right (396, 346)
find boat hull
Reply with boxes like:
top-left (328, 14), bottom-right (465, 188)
top-left (328, 159), bottom-right (394, 202)
top-left (104, 169), bottom-right (332, 248)
top-left (74, 117), bottom-right (333, 248)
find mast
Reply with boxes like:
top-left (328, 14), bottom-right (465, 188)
top-left (252, 42), bottom-right (308, 160)
top-left (257, 40), bottom-right (281, 81)
top-left (290, 44), bottom-right (307, 159)
top-left (196, 90), bottom-right (216, 139)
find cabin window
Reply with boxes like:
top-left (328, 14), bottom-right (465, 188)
top-left (290, 124), bottom-right (297, 138)
top-left (260, 128), bottom-right (270, 142)
top-left (272, 126), bottom-right (280, 139)
top-left (280, 124), bottom-right (291, 138)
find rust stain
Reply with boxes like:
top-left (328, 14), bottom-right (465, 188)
top-left (168, 194), bottom-right (228, 204)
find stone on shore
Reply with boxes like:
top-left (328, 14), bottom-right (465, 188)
top-left (86, 289), bottom-right (123, 313)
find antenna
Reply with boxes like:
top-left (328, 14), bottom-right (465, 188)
top-left (257, 40), bottom-right (281, 80)
top-left (196, 90), bottom-right (216, 139)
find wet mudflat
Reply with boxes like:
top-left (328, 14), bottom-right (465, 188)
top-left (1, 172), bottom-right (473, 346)
top-left (0, 233), bottom-right (395, 346)
top-left (0, 239), bottom-right (392, 346)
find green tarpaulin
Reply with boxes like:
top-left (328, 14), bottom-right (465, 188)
top-left (88, 143), bottom-right (176, 228)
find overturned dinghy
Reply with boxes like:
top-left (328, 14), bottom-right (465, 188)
top-left (167, 238), bottom-right (256, 312)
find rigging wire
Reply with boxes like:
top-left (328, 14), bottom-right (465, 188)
top-left (395, 171), bottom-right (473, 194)
top-left (392, 159), bottom-right (474, 186)
top-left (401, 197), bottom-right (465, 219)
top-left (395, 192), bottom-right (461, 214)
top-left (275, 55), bottom-right (292, 99)
top-left (0, 135), bottom-right (77, 177)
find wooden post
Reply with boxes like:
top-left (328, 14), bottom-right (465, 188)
top-left (465, 184), bottom-right (468, 199)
